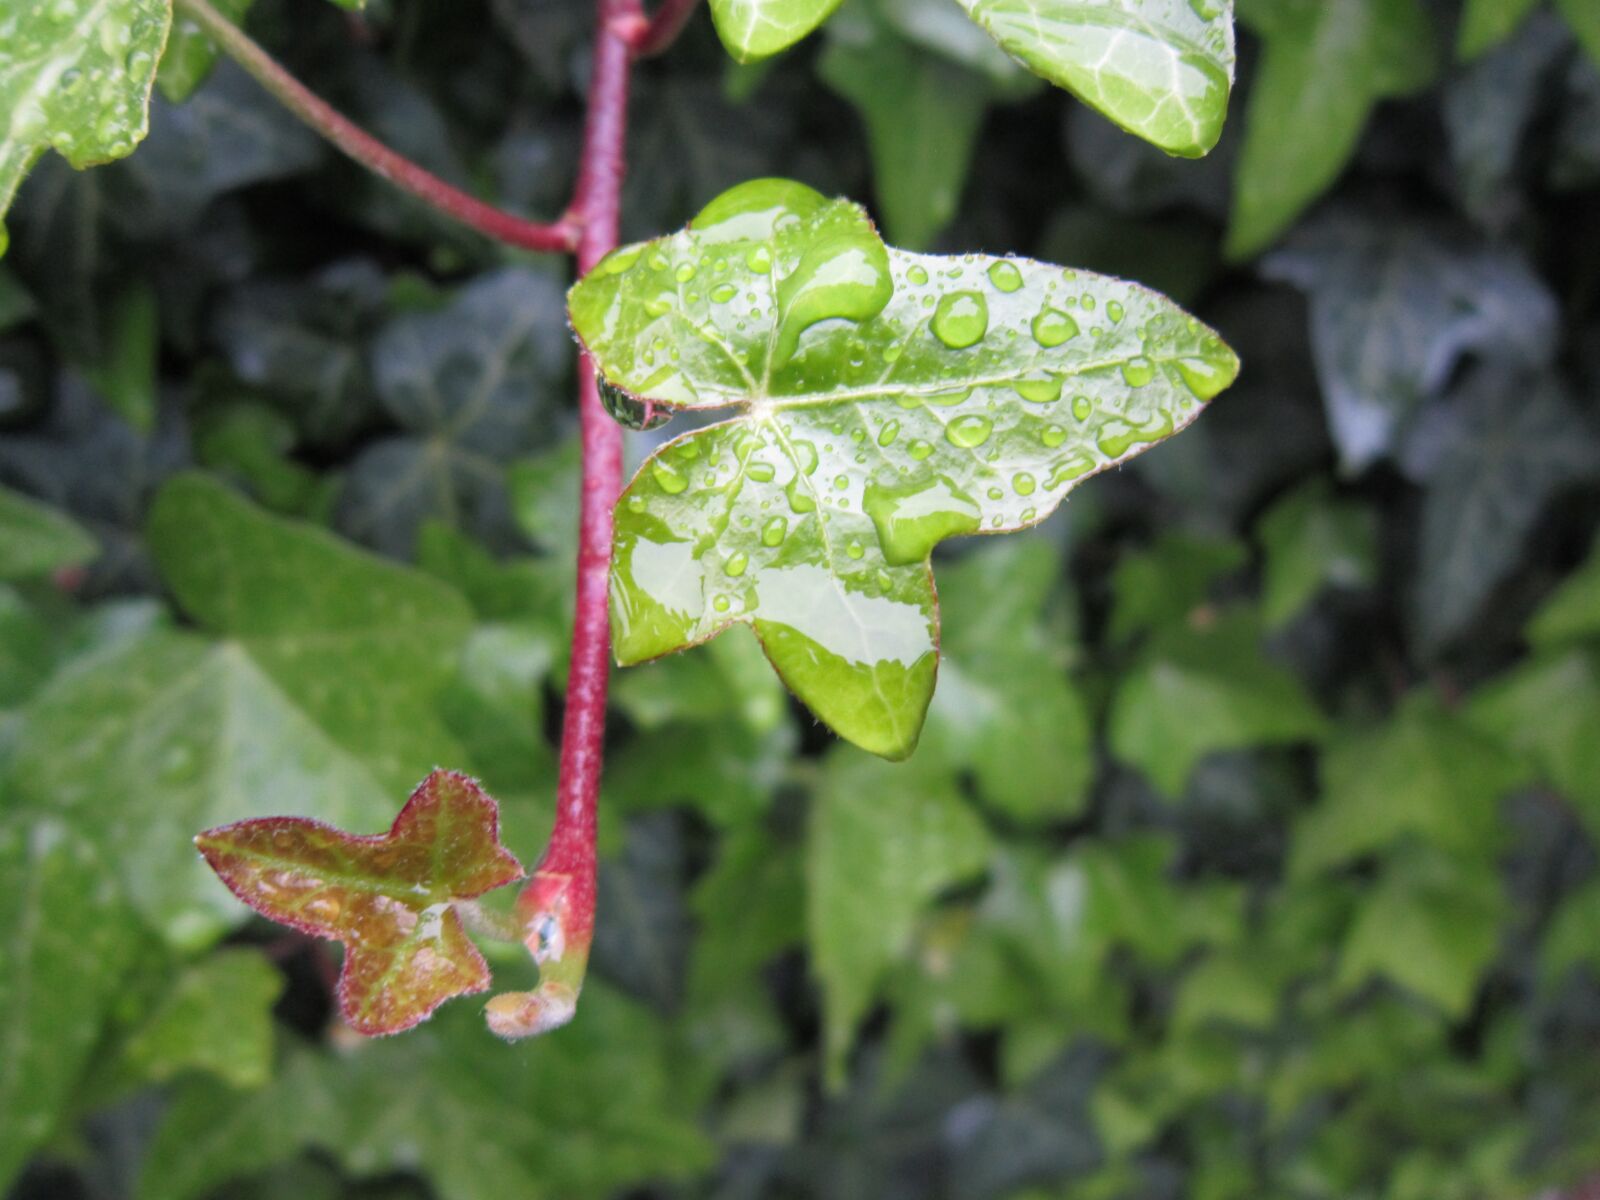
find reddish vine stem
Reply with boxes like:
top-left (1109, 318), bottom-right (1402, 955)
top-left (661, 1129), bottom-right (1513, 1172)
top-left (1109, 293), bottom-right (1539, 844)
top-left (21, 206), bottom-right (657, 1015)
top-left (172, 0), bottom-right (580, 253)
top-left (634, 0), bottom-right (703, 58)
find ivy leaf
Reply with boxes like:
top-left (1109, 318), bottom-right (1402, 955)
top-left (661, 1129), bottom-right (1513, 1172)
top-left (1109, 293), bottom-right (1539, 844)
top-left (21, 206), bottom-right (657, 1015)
top-left (1107, 609), bottom-right (1327, 797)
top-left (1458, 0), bottom-right (1539, 60)
top-left (0, 483), bottom-right (97, 580)
top-left (1227, 0), bottom-right (1436, 259)
top-left (1527, 533), bottom-right (1600, 647)
top-left (709, 0), bottom-right (845, 61)
top-left (156, 0), bottom-right (253, 103)
top-left (0, 817), bottom-right (138, 1196)
top-left (1255, 480), bottom-right (1376, 628)
top-left (0, 0), bottom-right (171, 249)
top-left (1288, 693), bottom-right (1523, 879)
top-left (954, 0), bottom-right (1236, 159)
top-left (196, 770), bottom-right (524, 1036)
top-left (808, 747), bottom-right (991, 1084)
top-left (570, 179), bottom-right (1237, 760)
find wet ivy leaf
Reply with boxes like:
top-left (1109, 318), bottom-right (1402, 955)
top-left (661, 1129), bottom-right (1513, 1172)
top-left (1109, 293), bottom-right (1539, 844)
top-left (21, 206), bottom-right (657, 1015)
top-left (1288, 693), bottom-right (1523, 879)
top-left (710, 0), bottom-right (846, 62)
top-left (0, 0), bottom-right (170, 247)
top-left (137, 989), bottom-right (712, 1200)
top-left (1228, 0), bottom-right (1436, 259)
top-left (808, 747), bottom-right (991, 1084)
top-left (1336, 847), bottom-right (1506, 1018)
top-left (0, 483), bottom-right (97, 579)
top-left (1411, 371), bottom-right (1600, 653)
top-left (1108, 609), bottom-right (1327, 797)
top-left (196, 770), bottom-right (524, 1035)
top-left (819, 16), bottom-right (994, 250)
top-left (1263, 211), bottom-right (1557, 471)
top-left (1255, 480), bottom-right (1376, 628)
top-left (571, 179), bottom-right (1237, 759)
top-left (0, 818), bottom-right (137, 1195)
top-left (955, 0), bottom-right (1236, 158)
top-left (114, 948), bottom-right (284, 1090)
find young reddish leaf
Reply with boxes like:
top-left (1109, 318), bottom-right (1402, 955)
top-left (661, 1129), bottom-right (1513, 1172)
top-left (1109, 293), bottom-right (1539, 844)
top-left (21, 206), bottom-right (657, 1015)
top-left (195, 770), bottom-right (524, 1035)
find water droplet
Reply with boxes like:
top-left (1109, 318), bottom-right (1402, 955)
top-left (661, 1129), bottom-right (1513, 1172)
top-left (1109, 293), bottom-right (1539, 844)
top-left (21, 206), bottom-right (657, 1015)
top-left (627, 495), bottom-right (646, 513)
top-left (644, 293), bottom-right (674, 317)
top-left (713, 595), bottom-right (732, 612)
top-left (987, 260), bottom-right (1024, 293)
top-left (988, 486), bottom-right (1004, 500)
top-left (786, 480), bottom-right (816, 513)
top-left (771, 228), bottom-right (893, 368)
top-left (711, 282), bottom-right (738, 303)
top-left (762, 516), bottom-right (788, 546)
top-left (595, 244), bottom-right (642, 275)
top-left (1120, 357), bottom-right (1155, 387)
top-left (931, 291), bottom-right (989, 349)
top-left (1012, 472), bottom-right (1036, 496)
top-left (927, 386), bottom-right (972, 407)
top-left (1106, 300), bottom-right (1125, 324)
top-left (878, 420), bottom-right (900, 447)
top-left (1081, 295), bottom-right (1097, 311)
top-left (908, 439), bottom-right (934, 461)
top-left (790, 439), bottom-right (819, 475)
top-left (649, 252), bottom-right (669, 271)
top-left (746, 246), bottom-right (772, 274)
top-left (907, 264), bottom-right (930, 285)
top-left (833, 474), bottom-right (849, 490)
top-left (125, 48), bottom-right (153, 75)
top-left (724, 551), bottom-right (749, 577)
top-left (846, 539), bottom-right (865, 560)
top-left (1072, 395), bottom-right (1093, 421)
top-left (1041, 424), bottom-right (1067, 448)
top-left (651, 457), bottom-right (689, 494)
top-left (1013, 372), bottom-right (1063, 404)
top-left (675, 262), bottom-right (696, 283)
top-left (1031, 307), bottom-right (1078, 348)
top-left (883, 343), bottom-right (903, 363)
top-left (1096, 411), bottom-right (1176, 458)
top-left (747, 461), bottom-right (775, 482)
top-left (1048, 451), bottom-right (1098, 487)
top-left (1021, 506), bottom-right (1037, 522)
top-left (1176, 355), bottom-right (1234, 401)
top-left (945, 414), bottom-right (993, 448)
top-left (863, 476), bottom-right (982, 564)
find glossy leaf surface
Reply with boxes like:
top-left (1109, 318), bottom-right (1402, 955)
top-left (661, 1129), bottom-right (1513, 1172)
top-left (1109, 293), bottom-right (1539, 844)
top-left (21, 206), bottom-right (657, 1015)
top-left (0, 0), bottom-right (171, 245)
top-left (954, 0), bottom-right (1236, 158)
top-left (196, 770), bottom-right (524, 1035)
top-left (709, 0), bottom-right (845, 61)
top-left (571, 179), bottom-right (1237, 759)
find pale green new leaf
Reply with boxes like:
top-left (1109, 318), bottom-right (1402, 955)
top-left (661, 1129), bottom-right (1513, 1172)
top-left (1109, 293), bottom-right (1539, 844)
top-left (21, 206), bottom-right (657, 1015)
top-left (570, 179), bottom-right (1237, 760)
top-left (0, 0), bottom-right (171, 246)
top-left (709, 0), bottom-right (845, 61)
top-left (1228, 0), bottom-right (1436, 259)
top-left (954, 0), bottom-right (1235, 157)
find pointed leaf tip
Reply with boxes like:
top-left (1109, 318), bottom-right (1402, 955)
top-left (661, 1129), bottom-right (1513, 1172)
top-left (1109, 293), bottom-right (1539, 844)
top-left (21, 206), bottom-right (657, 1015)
top-left (195, 769), bottom-right (525, 1035)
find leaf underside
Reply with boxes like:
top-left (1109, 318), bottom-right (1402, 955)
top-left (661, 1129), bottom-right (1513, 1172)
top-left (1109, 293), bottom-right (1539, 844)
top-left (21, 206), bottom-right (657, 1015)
top-left (570, 179), bottom-right (1239, 760)
top-left (195, 769), bottom-right (524, 1035)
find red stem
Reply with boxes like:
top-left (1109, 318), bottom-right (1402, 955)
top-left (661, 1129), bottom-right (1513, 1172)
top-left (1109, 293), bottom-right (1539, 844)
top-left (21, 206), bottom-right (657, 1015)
top-left (173, 0), bottom-right (579, 253)
top-left (633, 0), bottom-right (703, 57)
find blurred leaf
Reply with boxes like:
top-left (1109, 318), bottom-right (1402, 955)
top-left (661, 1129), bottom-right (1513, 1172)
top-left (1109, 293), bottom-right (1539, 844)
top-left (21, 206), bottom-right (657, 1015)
top-left (820, 15), bottom-right (993, 250)
top-left (1171, 949), bottom-right (1283, 1033)
top-left (1457, 0), bottom-right (1539, 60)
top-left (114, 948), bottom-right (283, 1090)
top-left (1527, 532), bottom-right (1600, 646)
top-left (137, 988), bottom-right (713, 1200)
top-left (956, 0), bottom-right (1236, 158)
top-left (1336, 847), bottom-right (1506, 1017)
top-left (1108, 609), bottom-right (1326, 797)
top-left (593, 812), bottom-right (693, 1012)
top-left (709, 0), bottom-right (845, 61)
top-left (84, 282), bottom-right (158, 433)
top-left (808, 747), bottom-right (991, 1083)
top-left (194, 402), bottom-right (329, 518)
top-left (157, 0), bottom-right (254, 103)
top-left (1228, 0), bottom-right (1436, 259)
top-left (0, 818), bottom-right (137, 1195)
top-left (927, 538), bottom-right (1094, 822)
top-left (691, 826), bottom-right (804, 995)
top-left (875, 0), bottom-right (1036, 86)
top-left (1289, 692), bottom-right (1522, 878)
top-left (613, 622), bottom-right (788, 735)
top-left (0, 483), bottom-right (97, 580)
top-left (606, 719), bottom-right (794, 828)
top-left (1108, 530), bottom-right (1246, 644)
top-left (1262, 210), bottom-right (1557, 471)
top-left (1541, 880), bottom-right (1600, 987)
top-left (1256, 479), bottom-right (1376, 628)
top-left (1411, 370), bottom-right (1600, 653)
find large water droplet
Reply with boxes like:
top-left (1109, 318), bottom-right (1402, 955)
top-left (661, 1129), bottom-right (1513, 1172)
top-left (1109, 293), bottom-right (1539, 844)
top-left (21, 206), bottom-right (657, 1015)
top-left (1175, 355), bottom-right (1234, 401)
top-left (1096, 411), bottom-right (1176, 458)
top-left (710, 282), bottom-right (738, 303)
top-left (908, 439), bottom-right (934, 461)
top-left (651, 457), bottom-right (689, 494)
top-left (1072, 395), bottom-right (1093, 421)
top-left (724, 551), bottom-right (749, 577)
top-left (987, 260), bottom-right (1024, 293)
top-left (675, 262), bottom-right (697, 283)
top-left (1120, 357), bottom-right (1155, 387)
top-left (762, 516), bottom-right (788, 546)
top-left (1041, 424), bottom-right (1067, 448)
top-left (747, 461), bottom-right (776, 482)
top-left (863, 476), bottom-right (982, 565)
top-left (1031, 307), bottom-right (1078, 348)
top-left (746, 246), bottom-right (773, 274)
top-left (1013, 472), bottom-right (1036, 496)
top-left (594, 244), bottom-right (643, 276)
top-left (1047, 451), bottom-right (1098, 487)
top-left (907, 264), bottom-right (930, 286)
top-left (1106, 300), bottom-right (1125, 324)
top-left (931, 291), bottom-right (989, 349)
top-left (771, 229), bottom-right (893, 369)
top-left (690, 178), bottom-right (827, 244)
top-left (1013, 372), bottom-right (1063, 404)
top-left (945, 414), bottom-right (993, 448)
top-left (877, 420), bottom-right (900, 447)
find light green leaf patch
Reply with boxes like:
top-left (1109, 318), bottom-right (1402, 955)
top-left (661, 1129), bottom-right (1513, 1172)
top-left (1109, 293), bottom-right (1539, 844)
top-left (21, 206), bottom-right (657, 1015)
top-left (954, 0), bottom-right (1236, 158)
top-left (709, 0), bottom-right (846, 61)
top-left (571, 179), bottom-right (1237, 760)
top-left (0, 483), bottom-right (97, 579)
top-left (0, 0), bottom-right (171, 247)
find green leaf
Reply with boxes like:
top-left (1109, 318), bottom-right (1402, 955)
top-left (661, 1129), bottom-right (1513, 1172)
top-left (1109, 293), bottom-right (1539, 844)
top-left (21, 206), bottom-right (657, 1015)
top-left (0, 817), bottom-right (138, 1195)
top-left (83, 281), bottom-right (159, 433)
top-left (1107, 609), bottom-right (1326, 797)
top-left (1527, 533), bottom-right (1600, 646)
top-left (572, 179), bottom-right (1237, 760)
top-left (926, 538), bottom-right (1094, 821)
top-left (1457, 0), bottom-right (1538, 60)
top-left (1541, 880), bottom-right (1600, 987)
top-left (1288, 693), bottom-right (1522, 878)
top-left (819, 16), bottom-right (993, 250)
top-left (807, 747), bottom-right (991, 1083)
top-left (0, 483), bottom-right (97, 579)
top-left (1335, 847), bottom-right (1505, 1018)
top-left (0, 0), bottom-right (171, 249)
top-left (1227, 0), bottom-right (1436, 259)
top-left (954, 0), bottom-right (1236, 158)
top-left (138, 989), bottom-right (712, 1200)
top-left (157, 0), bottom-right (252, 102)
top-left (709, 0), bottom-right (845, 61)
top-left (1557, 0), bottom-right (1600, 64)
top-left (197, 770), bottom-right (524, 1035)
top-left (1255, 479), bottom-right (1376, 628)
top-left (114, 948), bottom-right (284, 1090)
top-left (1107, 529), bottom-right (1246, 643)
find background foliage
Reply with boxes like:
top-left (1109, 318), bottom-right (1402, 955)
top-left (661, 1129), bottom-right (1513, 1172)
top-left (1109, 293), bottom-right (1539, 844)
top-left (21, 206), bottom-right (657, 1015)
top-left (3, 0), bottom-right (1600, 1198)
